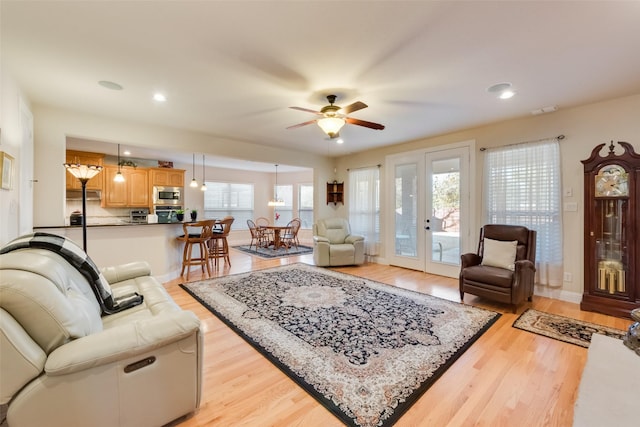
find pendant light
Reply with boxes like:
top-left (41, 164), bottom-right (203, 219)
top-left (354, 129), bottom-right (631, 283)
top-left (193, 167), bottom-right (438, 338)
top-left (200, 154), bottom-right (207, 191)
top-left (268, 164), bottom-right (285, 206)
top-left (114, 144), bottom-right (125, 182)
top-left (190, 153), bottom-right (198, 187)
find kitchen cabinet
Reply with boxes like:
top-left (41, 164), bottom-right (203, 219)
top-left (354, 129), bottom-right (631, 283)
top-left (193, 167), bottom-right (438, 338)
top-left (65, 150), bottom-right (104, 190)
top-left (102, 166), bottom-right (149, 208)
top-left (149, 168), bottom-right (185, 187)
top-left (581, 141), bottom-right (640, 318)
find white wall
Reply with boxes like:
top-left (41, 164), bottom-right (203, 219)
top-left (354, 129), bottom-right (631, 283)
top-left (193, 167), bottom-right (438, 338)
top-left (335, 93), bottom-right (640, 301)
top-left (32, 105), bottom-right (336, 228)
top-left (0, 68), bottom-right (32, 246)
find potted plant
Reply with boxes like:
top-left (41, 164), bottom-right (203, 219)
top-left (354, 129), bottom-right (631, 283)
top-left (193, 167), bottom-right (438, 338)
top-left (190, 209), bottom-right (197, 222)
top-left (175, 208), bottom-right (185, 222)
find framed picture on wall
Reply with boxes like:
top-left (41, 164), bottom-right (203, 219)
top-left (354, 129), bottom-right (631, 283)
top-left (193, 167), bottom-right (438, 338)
top-left (1, 151), bottom-right (15, 190)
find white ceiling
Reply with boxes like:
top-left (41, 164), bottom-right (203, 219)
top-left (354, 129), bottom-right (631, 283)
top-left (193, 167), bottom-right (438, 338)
top-left (3, 1), bottom-right (640, 166)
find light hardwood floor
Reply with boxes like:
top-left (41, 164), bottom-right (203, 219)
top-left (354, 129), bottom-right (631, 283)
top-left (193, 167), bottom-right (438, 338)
top-left (164, 249), bottom-right (631, 427)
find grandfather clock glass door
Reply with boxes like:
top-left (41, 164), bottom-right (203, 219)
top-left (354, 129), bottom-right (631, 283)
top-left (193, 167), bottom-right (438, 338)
top-left (594, 198), bottom-right (627, 296)
top-left (582, 140), bottom-right (639, 318)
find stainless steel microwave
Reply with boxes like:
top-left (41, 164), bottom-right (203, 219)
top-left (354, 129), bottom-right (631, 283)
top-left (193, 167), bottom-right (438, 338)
top-left (153, 186), bottom-right (182, 206)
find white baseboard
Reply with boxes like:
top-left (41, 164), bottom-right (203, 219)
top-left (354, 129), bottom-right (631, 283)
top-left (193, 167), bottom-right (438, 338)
top-left (534, 285), bottom-right (582, 304)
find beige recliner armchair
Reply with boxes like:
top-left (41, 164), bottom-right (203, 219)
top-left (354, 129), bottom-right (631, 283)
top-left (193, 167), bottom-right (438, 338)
top-left (0, 236), bottom-right (203, 427)
top-left (313, 218), bottom-right (365, 266)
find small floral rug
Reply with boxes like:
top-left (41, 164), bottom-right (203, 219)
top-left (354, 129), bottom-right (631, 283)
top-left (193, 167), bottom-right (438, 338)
top-left (513, 308), bottom-right (626, 348)
top-left (233, 244), bottom-right (313, 258)
top-left (180, 263), bottom-right (500, 427)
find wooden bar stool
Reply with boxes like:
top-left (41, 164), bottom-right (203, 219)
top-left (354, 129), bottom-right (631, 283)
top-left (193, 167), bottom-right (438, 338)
top-left (208, 217), bottom-right (234, 269)
top-left (176, 220), bottom-right (215, 280)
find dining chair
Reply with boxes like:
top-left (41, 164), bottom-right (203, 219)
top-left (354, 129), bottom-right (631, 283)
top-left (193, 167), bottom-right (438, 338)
top-left (281, 218), bottom-right (301, 251)
top-left (255, 216), bottom-right (273, 241)
top-left (247, 219), bottom-right (267, 250)
top-left (176, 220), bottom-right (215, 280)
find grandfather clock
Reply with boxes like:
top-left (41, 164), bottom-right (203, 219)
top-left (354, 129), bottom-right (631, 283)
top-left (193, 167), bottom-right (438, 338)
top-left (581, 141), bottom-right (640, 318)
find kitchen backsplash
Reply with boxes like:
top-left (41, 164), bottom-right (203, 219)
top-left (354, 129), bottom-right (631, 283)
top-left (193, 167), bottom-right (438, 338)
top-left (65, 200), bottom-right (131, 225)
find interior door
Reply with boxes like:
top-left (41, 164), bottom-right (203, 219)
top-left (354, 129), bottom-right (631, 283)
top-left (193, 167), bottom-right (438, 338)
top-left (424, 147), bottom-right (470, 277)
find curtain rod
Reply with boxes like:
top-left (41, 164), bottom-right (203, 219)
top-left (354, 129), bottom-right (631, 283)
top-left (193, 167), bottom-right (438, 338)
top-left (479, 134), bottom-right (565, 151)
top-left (346, 164), bottom-right (381, 171)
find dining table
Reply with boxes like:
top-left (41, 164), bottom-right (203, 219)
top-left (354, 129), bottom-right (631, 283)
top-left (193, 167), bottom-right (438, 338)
top-left (259, 225), bottom-right (290, 250)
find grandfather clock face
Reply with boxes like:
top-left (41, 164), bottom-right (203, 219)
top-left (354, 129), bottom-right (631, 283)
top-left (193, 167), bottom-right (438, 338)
top-left (594, 164), bottom-right (629, 197)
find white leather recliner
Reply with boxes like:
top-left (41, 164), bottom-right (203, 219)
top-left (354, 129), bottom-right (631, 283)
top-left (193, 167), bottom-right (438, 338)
top-left (313, 218), bottom-right (365, 266)
top-left (0, 243), bottom-right (203, 427)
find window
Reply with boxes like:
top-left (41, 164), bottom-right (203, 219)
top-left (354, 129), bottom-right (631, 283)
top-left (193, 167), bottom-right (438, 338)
top-left (349, 167), bottom-right (380, 256)
top-left (274, 184), bottom-right (293, 224)
top-left (203, 182), bottom-right (254, 230)
top-left (298, 184), bottom-right (313, 229)
top-left (484, 139), bottom-right (562, 286)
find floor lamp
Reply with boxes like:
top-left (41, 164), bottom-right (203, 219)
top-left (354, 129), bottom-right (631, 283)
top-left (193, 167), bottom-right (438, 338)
top-left (63, 162), bottom-right (103, 252)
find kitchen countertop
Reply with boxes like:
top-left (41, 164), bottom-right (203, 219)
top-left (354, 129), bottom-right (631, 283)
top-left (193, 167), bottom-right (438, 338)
top-left (34, 222), bottom-right (183, 229)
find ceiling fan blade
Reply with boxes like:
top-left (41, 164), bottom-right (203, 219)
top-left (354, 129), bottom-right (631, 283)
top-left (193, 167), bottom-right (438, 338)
top-left (346, 117), bottom-right (385, 130)
top-left (289, 106), bottom-right (322, 115)
top-left (340, 101), bottom-right (368, 114)
top-left (286, 119), bottom-right (317, 129)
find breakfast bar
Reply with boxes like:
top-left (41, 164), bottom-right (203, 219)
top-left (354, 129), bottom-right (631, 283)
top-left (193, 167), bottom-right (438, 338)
top-left (33, 222), bottom-right (185, 282)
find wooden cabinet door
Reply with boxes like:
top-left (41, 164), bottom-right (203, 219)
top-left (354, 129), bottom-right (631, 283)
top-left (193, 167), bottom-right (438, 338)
top-left (103, 166), bottom-right (128, 207)
top-left (150, 168), bottom-right (184, 187)
top-left (128, 169), bottom-right (149, 207)
top-left (102, 166), bottom-right (149, 207)
top-left (168, 170), bottom-right (184, 186)
top-left (65, 150), bottom-right (104, 190)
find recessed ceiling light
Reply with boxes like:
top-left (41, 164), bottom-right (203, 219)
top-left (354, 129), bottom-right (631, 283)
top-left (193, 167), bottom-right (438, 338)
top-left (487, 82), bottom-right (515, 99)
top-left (153, 93), bottom-right (167, 102)
top-left (98, 80), bottom-right (123, 90)
top-left (336, 138), bottom-right (344, 144)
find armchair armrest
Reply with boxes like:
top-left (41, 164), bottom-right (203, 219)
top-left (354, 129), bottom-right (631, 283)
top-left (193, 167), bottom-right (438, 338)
top-left (345, 235), bottom-right (364, 244)
top-left (460, 253), bottom-right (482, 268)
top-left (100, 261), bottom-right (152, 284)
top-left (313, 236), bottom-right (330, 244)
top-left (45, 310), bottom-right (200, 376)
top-left (514, 259), bottom-right (535, 272)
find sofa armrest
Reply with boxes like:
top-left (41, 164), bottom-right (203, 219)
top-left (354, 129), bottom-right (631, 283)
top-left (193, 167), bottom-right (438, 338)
top-left (45, 310), bottom-right (200, 376)
top-left (100, 261), bottom-right (152, 284)
top-left (345, 234), bottom-right (364, 244)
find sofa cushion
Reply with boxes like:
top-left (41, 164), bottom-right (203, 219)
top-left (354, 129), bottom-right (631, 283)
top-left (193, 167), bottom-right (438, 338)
top-left (0, 250), bottom-right (103, 353)
top-left (481, 238), bottom-right (518, 271)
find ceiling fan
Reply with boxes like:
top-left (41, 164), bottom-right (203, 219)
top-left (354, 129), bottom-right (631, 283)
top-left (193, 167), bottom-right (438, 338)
top-left (287, 94), bottom-right (385, 138)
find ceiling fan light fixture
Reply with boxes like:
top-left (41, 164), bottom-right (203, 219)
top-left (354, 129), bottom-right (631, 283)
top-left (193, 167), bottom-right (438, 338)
top-left (317, 117), bottom-right (345, 138)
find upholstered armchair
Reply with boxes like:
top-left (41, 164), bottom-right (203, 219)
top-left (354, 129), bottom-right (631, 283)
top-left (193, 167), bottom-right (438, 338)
top-left (313, 218), bottom-right (365, 266)
top-left (0, 236), bottom-right (202, 427)
top-left (459, 224), bottom-right (536, 312)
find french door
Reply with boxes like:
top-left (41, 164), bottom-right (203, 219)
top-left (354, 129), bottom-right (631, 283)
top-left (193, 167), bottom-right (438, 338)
top-left (386, 142), bottom-right (474, 278)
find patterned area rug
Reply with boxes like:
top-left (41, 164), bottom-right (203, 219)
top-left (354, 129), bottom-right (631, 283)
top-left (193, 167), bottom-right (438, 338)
top-left (513, 308), bottom-right (626, 348)
top-left (233, 244), bottom-right (313, 258)
top-left (180, 263), bottom-right (501, 427)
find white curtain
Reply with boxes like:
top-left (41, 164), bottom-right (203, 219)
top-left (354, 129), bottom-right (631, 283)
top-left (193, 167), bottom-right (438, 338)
top-left (484, 139), bottom-right (563, 286)
top-left (349, 167), bottom-right (380, 256)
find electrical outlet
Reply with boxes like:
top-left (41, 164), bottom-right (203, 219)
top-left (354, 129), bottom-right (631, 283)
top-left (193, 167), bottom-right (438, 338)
top-left (563, 272), bottom-right (573, 282)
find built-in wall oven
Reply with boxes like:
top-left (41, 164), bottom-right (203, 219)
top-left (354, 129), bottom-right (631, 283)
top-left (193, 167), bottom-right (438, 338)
top-left (155, 206), bottom-right (181, 223)
top-left (153, 186), bottom-right (182, 206)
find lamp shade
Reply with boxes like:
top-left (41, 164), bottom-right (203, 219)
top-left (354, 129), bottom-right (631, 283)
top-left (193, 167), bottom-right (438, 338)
top-left (317, 117), bottom-right (345, 138)
top-left (63, 163), bottom-right (103, 181)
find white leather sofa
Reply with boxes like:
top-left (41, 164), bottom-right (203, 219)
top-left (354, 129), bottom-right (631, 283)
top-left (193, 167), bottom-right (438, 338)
top-left (313, 218), bottom-right (365, 266)
top-left (0, 245), bottom-right (202, 427)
